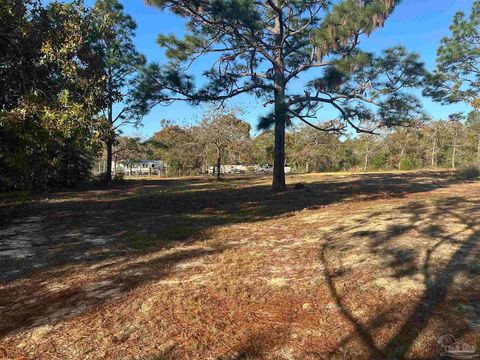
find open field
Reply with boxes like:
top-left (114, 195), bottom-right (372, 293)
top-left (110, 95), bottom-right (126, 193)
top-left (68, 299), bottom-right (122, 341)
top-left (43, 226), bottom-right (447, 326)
top-left (1, 171), bottom-right (480, 359)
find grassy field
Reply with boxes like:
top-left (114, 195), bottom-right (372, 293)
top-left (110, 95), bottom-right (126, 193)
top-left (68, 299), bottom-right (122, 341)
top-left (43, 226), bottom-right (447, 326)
top-left (1, 171), bottom-right (480, 359)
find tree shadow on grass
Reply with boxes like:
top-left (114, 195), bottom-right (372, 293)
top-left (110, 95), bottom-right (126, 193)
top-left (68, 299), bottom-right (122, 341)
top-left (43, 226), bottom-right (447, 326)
top-left (320, 196), bottom-right (480, 359)
top-left (0, 171), bottom-right (462, 281)
top-left (0, 171), bottom-right (471, 340)
top-left (0, 244), bottom-right (231, 338)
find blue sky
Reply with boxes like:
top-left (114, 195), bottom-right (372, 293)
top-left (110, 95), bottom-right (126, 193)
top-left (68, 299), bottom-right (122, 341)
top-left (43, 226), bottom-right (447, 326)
top-left (68, 0), bottom-right (476, 137)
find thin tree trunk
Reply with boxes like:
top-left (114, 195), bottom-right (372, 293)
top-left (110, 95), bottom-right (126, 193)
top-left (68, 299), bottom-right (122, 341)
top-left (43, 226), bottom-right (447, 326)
top-left (216, 154), bottom-right (221, 180)
top-left (452, 134), bottom-right (457, 170)
top-left (106, 140), bottom-right (113, 184)
top-left (452, 146), bottom-right (456, 169)
top-left (364, 152), bottom-right (369, 171)
top-left (398, 148), bottom-right (404, 170)
top-left (105, 80), bottom-right (114, 184)
top-left (431, 137), bottom-right (437, 168)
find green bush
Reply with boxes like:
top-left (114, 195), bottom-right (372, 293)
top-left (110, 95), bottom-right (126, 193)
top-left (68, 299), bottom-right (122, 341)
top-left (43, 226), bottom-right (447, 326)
top-left (93, 172), bottom-right (109, 183)
top-left (400, 158), bottom-right (419, 170)
top-left (371, 152), bottom-right (389, 170)
top-left (0, 119), bottom-right (96, 191)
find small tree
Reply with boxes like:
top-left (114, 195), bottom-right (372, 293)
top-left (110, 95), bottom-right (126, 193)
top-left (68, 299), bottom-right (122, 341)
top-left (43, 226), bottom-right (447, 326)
top-left (386, 125), bottom-right (422, 170)
top-left (151, 122), bottom-right (202, 176)
top-left (138, 0), bottom-right (426, 191)
top-left (291, 124), bottom-right (343, 172)
top-left (446, 113), bottom-right (466, 170)
top-left (113, 136), bottom-right (144, 175)
top-left (91, 0), bottom-right (146, 183)
top-left (251, 131), bottom-right (275, 167)
top-left (354, 133), bottom-right (383, 171)
top-left (196, 108), bottom-right (251, 179)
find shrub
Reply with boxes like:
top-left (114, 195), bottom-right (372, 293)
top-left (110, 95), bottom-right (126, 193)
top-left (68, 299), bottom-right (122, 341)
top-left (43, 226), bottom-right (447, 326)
top-left (400, 158), bottom-right (419, 170)
top-left (93, 172), bottom-right (109, 183)
top-left (113, 172), bottom-right (125, 181)
top-left (456, 166), bottom-right (480, 180)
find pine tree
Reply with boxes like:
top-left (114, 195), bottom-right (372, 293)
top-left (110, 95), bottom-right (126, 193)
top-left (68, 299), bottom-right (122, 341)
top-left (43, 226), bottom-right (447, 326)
top-left (425, 0), bottom-right (480, 107)
top-left (91, 0), bottom-right (146, 183)
top-left (140, 0), bottom-right (426, 191)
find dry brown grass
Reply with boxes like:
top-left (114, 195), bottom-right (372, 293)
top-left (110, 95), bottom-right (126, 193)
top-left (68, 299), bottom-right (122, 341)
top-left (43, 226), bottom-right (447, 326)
top-left (1, 171), bottom-right (480, 359)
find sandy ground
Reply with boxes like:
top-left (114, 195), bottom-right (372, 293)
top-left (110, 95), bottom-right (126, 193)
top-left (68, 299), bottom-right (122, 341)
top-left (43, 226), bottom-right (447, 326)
top-left (1, 171), bottom-right (480, 359)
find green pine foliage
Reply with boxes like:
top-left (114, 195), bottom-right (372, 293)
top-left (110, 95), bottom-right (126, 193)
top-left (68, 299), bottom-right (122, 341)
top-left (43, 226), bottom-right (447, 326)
top-left (139, 0), bottom-right (426, 190)
top-left (424, 0), bottom-right (480, 107)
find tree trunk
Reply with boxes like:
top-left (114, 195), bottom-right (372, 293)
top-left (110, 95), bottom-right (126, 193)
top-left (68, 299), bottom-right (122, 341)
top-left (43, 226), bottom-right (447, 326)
top-left (398, 148), bottom-right (404, 170)
top-left (431, 137), bottom-right (437, 168)
top-left (105, 82), bottom-right (114, 184)
top-left (364, 152), bottom-right (369, 171)
top-left (272, 89), bottom-right (287, 191)
top-left (106, 140), bottom-right (113, 184)
top-left (452, 146), bottom-right (456, 170)
top-left (216, 155), bottom-right (221, 180)
top-left (105, 69), bottom-right (115, 185)
top-left (452, 135), bottom-right (457, 170)
top-left (271, 2), bottom-right (287, 192)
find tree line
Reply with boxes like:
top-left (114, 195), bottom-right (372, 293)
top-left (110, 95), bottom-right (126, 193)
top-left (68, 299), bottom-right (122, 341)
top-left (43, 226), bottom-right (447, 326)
top-left (103, 110), bottom-right (480, 177)
top-left (2, 0), bottom-right (480, 191)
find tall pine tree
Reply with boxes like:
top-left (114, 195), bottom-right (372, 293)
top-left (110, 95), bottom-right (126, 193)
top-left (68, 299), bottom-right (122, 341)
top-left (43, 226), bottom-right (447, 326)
top-left (139, 0), bottom-right (426, 191)
top-left (91, 0), bottom-right (145, 183)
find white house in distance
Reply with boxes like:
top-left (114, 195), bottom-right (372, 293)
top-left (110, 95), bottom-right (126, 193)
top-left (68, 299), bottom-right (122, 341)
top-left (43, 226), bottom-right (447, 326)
top-left (208, 164), bottom-right (292, 175)
top-left (108, 160), bottom-right (291, 176)
top-left (113, 160), bottom-right (166, 175)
